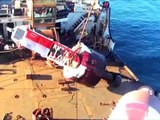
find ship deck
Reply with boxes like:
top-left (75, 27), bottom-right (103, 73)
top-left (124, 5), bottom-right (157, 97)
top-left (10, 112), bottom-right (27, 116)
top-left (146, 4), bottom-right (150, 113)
top-left (0, 51), bottom-right (143, 119)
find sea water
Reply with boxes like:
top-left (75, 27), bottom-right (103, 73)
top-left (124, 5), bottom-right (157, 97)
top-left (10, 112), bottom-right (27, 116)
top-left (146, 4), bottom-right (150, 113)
top-left (0, 0), bottom-right (10, 6)
top-left (1, 0), bottom-right (160, 89)
top-left (110, 0), bottom-right (160, 89)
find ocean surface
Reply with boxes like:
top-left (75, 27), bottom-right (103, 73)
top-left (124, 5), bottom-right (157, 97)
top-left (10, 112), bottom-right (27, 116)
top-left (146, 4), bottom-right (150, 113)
top-left (110, 0), bottom-right (160, 89)
top-left (1, 0), bottom-right (160, 89)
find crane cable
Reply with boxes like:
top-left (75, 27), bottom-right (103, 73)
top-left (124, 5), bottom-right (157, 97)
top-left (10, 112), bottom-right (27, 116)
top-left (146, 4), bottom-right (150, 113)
top-left (78, 0), bottom-right (96, 43)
